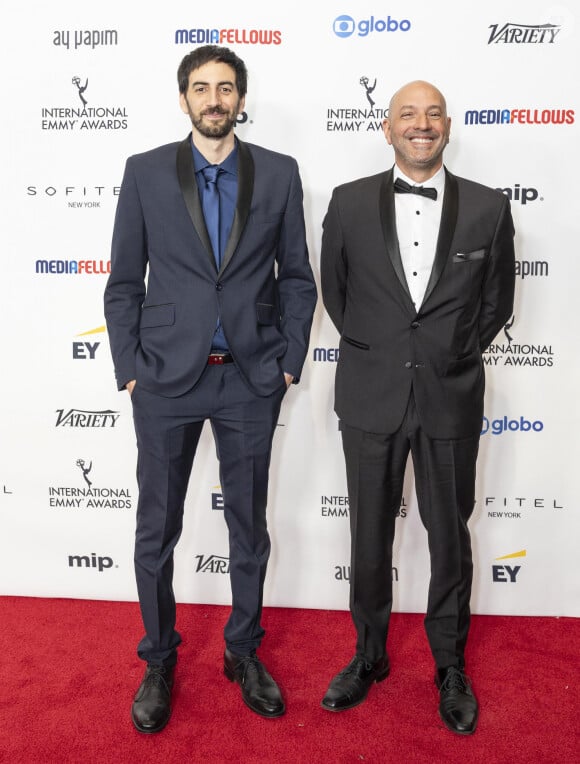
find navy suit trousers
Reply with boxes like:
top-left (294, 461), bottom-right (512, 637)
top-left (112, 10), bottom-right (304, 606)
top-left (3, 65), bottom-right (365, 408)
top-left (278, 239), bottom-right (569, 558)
top-left (130, 363), bottom-right (286, 665)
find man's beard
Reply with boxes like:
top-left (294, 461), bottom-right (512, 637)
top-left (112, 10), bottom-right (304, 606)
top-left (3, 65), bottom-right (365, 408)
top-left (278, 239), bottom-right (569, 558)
top-left (191, 107), bottom-right (238, 139)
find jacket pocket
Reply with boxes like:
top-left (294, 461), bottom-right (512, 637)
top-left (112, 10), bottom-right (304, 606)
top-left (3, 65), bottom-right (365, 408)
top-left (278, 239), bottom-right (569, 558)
top-left (140, 303), bottom-right (175, 329)
top-left (453, 248), bottom-right (486, 263)
top-left (342, 335), bottom-right (370, 350)
top-left (256, 302), bottom-right (277, 325)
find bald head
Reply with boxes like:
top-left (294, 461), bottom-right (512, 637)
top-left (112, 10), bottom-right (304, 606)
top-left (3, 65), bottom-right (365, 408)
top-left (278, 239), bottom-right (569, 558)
top-left (383, 80), bottom-right (451, 182)
top-left (388, 80), bottom-right (447, 118)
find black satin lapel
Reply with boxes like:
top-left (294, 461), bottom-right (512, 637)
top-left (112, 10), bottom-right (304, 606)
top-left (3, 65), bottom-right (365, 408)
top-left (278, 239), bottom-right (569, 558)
top-left (380, 170), bottom-right (413, 305)
top-left (219, 139), bottom-right (254, 276)
top-left (176, 136), bottom-right (215, 268)
top-left (422, 169), bottom-right (458, 305)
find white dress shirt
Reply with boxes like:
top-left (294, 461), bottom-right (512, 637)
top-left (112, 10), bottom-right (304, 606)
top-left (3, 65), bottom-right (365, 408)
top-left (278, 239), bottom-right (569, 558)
top-left (393, 165), bottom-right (445, 310)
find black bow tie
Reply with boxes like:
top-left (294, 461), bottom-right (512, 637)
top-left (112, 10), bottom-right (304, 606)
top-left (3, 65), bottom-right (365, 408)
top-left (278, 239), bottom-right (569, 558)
top-left (394, 177), bottom-right (437, 201)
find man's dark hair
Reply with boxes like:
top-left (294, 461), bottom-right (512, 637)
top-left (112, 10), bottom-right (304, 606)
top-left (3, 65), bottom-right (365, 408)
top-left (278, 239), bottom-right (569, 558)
top-left (177, 45), bottom-right (248, 97)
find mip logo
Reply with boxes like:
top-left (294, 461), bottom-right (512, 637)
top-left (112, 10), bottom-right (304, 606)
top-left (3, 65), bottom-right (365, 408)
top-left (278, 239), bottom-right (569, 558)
top-left (481, 416), bottom-right (544, 435)
top-left (332, 14), bottom-right (411, 38)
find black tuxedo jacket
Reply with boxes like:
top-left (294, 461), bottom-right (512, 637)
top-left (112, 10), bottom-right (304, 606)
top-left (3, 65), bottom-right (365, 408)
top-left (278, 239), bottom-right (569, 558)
top-left (321, 167), bottom-right (515, 438)
top-left (104, 136), bottom-right (317, 397)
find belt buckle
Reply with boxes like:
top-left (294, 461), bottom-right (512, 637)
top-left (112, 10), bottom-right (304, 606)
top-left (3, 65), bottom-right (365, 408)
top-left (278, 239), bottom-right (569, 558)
top-left (208, 353), bottom-right (228, 365)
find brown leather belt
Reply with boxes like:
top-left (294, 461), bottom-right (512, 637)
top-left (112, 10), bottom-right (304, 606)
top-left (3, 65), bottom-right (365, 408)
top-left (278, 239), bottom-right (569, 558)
top-left (207, 353), bottom-right (234, 365)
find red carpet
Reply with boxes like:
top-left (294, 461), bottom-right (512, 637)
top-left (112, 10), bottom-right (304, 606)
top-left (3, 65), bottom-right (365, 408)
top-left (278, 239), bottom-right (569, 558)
top-left (0, 597), bottom-right (577, 763)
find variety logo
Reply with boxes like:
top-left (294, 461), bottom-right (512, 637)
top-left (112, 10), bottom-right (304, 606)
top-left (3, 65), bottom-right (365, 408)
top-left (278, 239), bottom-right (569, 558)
top-left (464, 107), bottom-right (574, 125)
top-left (36, 259), bottom-right (111, 275)
top-left (481, 416), bottom-right (544, 436)
top-left (488, 23), bottom-right (561, 44)
top-left (335, 564), bottom-right (399, 582)
top-left (491, 550), bottom-right (526, 583)
top-left (53, 29), bottom-right (118, 50)
top-left (195, 554), bottom-right (230, 574)
top-left (483, 496), bottom-right (563, 520)
top-left (175, 26), bottom-right (281, 45)
top-left (332, 14), bottom-right (411, 38)
top-left (326, 74), bottom-right (388, 133)
top-left (496, 183), bottom-right (542, 205)
top-left (68, 552), bottom-right (117, 572)
top-left (41, 76), bottom-right (129, 132)
top-left (55, 408), bottom-right (120, 428)
top-left (48, 459), bottom-right (133, 509)
top-left (484, 316), bottom-right (555, 368)
top-left (73, 326), bottom-right (105, 360)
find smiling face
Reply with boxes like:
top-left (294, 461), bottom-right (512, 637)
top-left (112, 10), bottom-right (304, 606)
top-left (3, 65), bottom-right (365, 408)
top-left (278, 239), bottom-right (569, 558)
top-left (179, 60), bottom-right (245, 140)
top-left (382, 81), bottom-right (451, 182)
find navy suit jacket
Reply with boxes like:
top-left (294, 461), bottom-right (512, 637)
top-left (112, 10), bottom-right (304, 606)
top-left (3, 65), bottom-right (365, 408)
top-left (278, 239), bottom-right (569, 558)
top-left (104, 135), bottom-right (317, 397)
top-left (321, 167), bottom-right (516, 439)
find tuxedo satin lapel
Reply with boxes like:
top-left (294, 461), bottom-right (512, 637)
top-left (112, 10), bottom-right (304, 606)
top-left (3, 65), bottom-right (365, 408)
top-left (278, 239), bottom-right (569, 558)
top-left (219, 139), bottom-right (254, 276)
top-left (380, 170), bottom-right (414, 309)
top-left (176, 136), bottom-right (216, 269)
top-left (422, 169), bottom-right (459, 306)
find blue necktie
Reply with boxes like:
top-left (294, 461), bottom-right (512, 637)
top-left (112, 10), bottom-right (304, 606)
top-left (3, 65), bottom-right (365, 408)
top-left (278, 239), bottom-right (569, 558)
top-left (202, 165), bottom-right (222, 268)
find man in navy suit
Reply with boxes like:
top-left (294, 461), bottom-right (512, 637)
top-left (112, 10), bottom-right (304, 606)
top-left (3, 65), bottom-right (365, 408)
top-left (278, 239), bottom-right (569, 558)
top-left (104, 45), bottom-right (316, 733)
top-left (320, 81), bottom-right (515, 735)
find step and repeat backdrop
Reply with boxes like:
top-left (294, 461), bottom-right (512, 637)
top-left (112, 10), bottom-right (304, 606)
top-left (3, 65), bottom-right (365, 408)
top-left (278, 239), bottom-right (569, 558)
top-left (1, 0), bottom-right (578, 617)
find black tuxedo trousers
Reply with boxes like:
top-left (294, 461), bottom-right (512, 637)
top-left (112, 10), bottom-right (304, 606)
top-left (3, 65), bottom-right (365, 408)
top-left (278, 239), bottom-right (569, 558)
top-left (131, 364), bottom-right (286, 665)
top-left (341, 392), bottom-right (479, 670)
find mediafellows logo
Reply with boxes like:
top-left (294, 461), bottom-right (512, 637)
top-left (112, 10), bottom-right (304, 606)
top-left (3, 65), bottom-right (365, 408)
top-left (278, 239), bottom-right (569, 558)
top-left (465, 107), bottom-right (574, 126)
top-left (41, 76), bottom-right (129, 132)
top-left (36, 259), bottom-right (111, 275)
top-left (175, 26), bottom-right (281, 45)
top-left (488, 23), bottom-right (561, 44)
top-left (332, 14), bottom-right (411, 38)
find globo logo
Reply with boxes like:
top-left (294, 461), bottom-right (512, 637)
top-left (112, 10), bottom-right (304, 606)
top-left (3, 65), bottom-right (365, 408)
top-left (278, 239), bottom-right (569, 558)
top-left (481, 416), bottom-right (544, 435)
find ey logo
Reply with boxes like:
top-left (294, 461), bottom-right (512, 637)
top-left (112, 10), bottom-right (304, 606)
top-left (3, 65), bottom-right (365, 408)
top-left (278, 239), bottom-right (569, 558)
top-left (73, 325), bottom-right (105, 359)
top-left (492, 549), bottom-right (526, 582)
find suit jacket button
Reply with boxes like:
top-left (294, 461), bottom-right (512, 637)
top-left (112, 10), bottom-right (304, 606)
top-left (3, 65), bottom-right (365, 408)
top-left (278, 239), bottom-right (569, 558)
top-left (411, 321), bottom-right (420, 329)
top-left (215, 282), bottom-right (223, 291)
top-left (405, 361), bottom-right (413, 369)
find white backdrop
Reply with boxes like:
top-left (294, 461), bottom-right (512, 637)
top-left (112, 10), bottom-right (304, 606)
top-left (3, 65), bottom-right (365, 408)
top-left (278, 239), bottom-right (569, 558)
top-left (1, 0), bottom-right (578, 617)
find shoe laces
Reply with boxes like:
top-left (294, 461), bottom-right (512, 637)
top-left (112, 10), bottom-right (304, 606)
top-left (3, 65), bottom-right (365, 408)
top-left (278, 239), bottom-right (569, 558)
top-left (235, 653), bottom-right (261, 681)
top-left (145, 664), bottom-right (170, 690)
top-left (440, 668), bottom-right (471, 694)
top-left (339, 656), bottom-right (369, 678)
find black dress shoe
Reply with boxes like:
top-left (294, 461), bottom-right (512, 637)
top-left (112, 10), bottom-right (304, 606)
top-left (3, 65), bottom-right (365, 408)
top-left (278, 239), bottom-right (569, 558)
top-left (131, 664), bottom-right (175, 734)
top-left (321, 654), bottom-right (390, 711)
top-left (435, 666), bottom-right (479, 735)
top-left (224, 649), bottom-right (285, 718)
